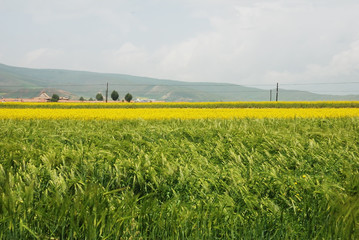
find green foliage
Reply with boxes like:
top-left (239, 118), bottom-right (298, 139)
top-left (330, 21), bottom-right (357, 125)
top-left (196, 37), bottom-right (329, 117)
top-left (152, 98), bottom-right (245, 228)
top-left (50, 94), bottom-right (59, 102)
top-left (79, 96), bottom-right (85, 101)
top-left (89, 97), bottom-right (94, 101)
top-left (0, 118), bottom-right (358, 239)
top-left (124, 93), bottom-right (133, 102)
top-left (95, 93), bottom-right (103, 101)
top-left (111, 90), bottom-right (119, 101)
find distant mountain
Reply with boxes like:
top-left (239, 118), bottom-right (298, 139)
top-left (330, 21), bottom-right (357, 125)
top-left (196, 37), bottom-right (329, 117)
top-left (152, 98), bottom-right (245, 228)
top-left (1, 63), bottom-right (359, 101)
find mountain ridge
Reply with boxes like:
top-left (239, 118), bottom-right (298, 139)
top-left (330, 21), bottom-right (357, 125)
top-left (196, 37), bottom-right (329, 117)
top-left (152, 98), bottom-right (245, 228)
top-left (1, 63), bottom-right (359, 101)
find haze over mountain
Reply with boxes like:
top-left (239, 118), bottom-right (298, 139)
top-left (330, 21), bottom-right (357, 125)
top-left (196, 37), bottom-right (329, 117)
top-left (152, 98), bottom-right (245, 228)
top-left (1, 63), bottom-right (359, 102)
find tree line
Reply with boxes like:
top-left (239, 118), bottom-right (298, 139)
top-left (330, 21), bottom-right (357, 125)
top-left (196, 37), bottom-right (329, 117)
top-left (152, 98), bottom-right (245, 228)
top-left (80, 91), bottom-right (133, 102)
top-left (50, 91), bottom-right (133, 102)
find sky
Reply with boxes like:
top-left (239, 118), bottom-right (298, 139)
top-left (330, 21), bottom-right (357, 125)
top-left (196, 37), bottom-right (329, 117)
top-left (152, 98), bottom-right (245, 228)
top-left (1, 0), bottom-right (359, 94)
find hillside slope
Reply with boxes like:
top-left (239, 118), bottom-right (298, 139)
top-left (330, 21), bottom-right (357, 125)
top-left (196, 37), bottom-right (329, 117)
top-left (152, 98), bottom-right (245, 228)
top-left (1, 63), bottom-right (358, 101)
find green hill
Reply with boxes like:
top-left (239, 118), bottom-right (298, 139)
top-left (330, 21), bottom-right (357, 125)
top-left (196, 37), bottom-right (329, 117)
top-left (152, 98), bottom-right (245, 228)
top-left (1, 63), bottom-right (358, 101)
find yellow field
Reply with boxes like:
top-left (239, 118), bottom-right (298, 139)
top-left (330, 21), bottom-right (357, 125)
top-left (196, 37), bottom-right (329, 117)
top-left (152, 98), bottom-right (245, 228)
top-left (1, 108), bottom-right (359, 120)
top-left (1, 100), bottom-right (359, 108)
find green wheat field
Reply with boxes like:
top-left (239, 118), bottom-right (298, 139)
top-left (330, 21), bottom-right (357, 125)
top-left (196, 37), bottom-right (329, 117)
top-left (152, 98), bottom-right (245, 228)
top-left (1, 118), bottom-right (359, 239)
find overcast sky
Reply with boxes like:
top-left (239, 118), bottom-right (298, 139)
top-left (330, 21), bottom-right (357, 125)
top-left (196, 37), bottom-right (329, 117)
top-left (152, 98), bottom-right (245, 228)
top-left (1, 0), bottom-right (359, 93)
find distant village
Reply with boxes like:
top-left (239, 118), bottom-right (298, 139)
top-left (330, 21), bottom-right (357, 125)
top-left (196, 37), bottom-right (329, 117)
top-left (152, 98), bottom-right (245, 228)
top-left (2, 92), bottom-right (70, 103)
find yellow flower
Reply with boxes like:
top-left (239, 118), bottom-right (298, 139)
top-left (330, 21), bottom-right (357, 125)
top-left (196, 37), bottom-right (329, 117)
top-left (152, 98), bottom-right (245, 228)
top-left (302, 175), bottom-right (306, 178)
top-left (1, 107), bottom-right (359, 120)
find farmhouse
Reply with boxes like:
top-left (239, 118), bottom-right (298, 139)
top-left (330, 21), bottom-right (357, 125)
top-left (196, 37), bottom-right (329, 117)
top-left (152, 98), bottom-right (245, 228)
top-left (1, 92), bottom-right (51, 102)
top-left (32, 92), bottom-right (51, 102)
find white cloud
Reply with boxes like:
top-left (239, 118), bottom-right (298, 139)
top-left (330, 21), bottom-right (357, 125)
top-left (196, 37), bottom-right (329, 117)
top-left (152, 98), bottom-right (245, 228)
top-left (90, 0), bottom-right (359, 91)
top-left (259, 40), bottom-right (359, 93)
top-left (22, 48), bottom-right (64, 68)
top-left (327, 41), bottom-right (359, 75)
top-left (2, 0), bottom-right (359, 93)
top-left (144, 0), bottom-right (359, 86)
top-left (20, 0), bottom-right (139, 38)
top-left (100, 43), bottom-right (151, 75)
top-left (303, 41), bottom-right (359, 79)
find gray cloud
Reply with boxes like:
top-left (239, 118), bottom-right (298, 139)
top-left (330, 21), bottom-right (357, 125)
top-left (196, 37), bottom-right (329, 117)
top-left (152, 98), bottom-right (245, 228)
top-left (1, 0), bottom-right (359, 93)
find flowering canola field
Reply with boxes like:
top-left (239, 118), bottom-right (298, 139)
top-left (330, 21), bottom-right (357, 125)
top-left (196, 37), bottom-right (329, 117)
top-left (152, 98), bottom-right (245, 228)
top-left (1, 101), bottom-right (359, 108)
top-left (1, 107), bottom-right (359, 119)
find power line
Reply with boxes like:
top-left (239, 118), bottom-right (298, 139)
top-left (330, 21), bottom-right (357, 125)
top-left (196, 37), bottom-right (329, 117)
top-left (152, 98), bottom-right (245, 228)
top-left (280, 82), bottom-right (359, 86)
top-left (1, 81), bottom-right (358, 97)
top-left (1, 81), bottom-right (359, 88)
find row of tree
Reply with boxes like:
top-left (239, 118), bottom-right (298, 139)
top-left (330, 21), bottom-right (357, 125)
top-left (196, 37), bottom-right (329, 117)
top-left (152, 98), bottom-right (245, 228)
top-left (50, 91), bottom-right (133, 102)
top-left (79, 91), bottom-right (133, 102)
top-left (110, 91), bottom-right (133, 102)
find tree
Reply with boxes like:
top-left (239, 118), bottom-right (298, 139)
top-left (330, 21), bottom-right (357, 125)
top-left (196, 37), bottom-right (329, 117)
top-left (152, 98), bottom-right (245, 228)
top-left (111, 90), bottom-right (119, 101)
top-left (89, 97), bottom-right (94, 101)
top-left (50, 94), bottom-right (59, 102)
top-left (124, 93), bottom-right (133, 102)
top-left (96, 93), bottom-right (104, 101)
top-left (79, 96), bottom-right (85, 101)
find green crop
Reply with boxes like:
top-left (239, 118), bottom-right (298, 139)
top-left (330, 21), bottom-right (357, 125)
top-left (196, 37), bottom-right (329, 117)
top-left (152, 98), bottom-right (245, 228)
top-left (0, 119), bottom-right (358, 239)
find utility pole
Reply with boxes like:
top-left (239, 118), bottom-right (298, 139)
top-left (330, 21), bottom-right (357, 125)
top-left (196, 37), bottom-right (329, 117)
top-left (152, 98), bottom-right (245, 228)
top-left (270, 89), bottom-right (272, 101)
top-left (275, 83), bottom-right (279, 102)
top-left (105, 82), bottom-right (108, 103)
